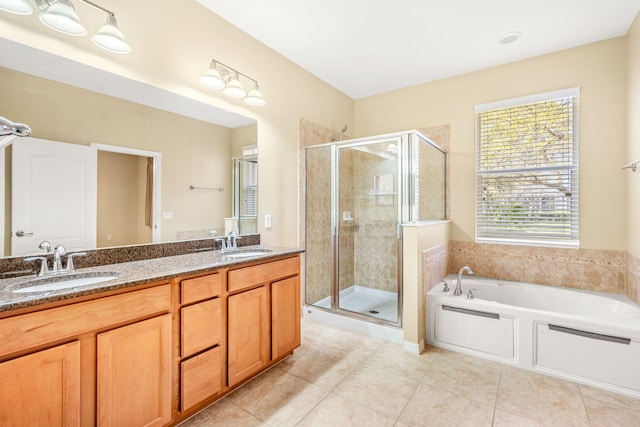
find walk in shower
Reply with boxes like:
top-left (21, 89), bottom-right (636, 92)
top-left (305, 130), bottom-right (446, 329)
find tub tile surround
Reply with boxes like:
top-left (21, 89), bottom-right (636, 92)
top-left (447, 241), bottom-right (627, 295)
top-left (180, 319), bottom-right (640, 427)
top-left (627, 253), bottom-right (640, 303)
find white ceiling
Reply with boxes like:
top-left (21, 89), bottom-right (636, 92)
top-left (198, 0), bottom-right (640, 99)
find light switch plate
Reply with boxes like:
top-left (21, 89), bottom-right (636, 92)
top-left (264, 214), bottom-right (272, 229)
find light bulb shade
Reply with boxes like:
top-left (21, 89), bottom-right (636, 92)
top-left (244, 88), bottom-right (266, 106)
top-left (39, 0), bottom-right (87, 36)
top-left (199, 65), bottom-right (225, 90)
top-left (0, 0), bottom-right (33, 15)
top-left (91, 15), bottom-right (131, 54)
top-left (223, 75), bottom-right (246, 98)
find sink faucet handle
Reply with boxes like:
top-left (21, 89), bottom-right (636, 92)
top-left (214, 237), bottom-right (228, 251)
top-left (65, 252), bottom-right (87, 272)
top-left (39, 240), bottom-right (52, 253)
top-left (24, 256), bottom-right (49, 277)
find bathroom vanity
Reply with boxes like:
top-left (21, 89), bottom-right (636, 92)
top-left (0, 247), bottom-right (302, 426)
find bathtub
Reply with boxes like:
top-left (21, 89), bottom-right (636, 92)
top-left (426, 274), bottom-right (640, 398)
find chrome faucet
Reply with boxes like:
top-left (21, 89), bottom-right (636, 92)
top-left (454, 266), bottom-right (474, 296)
top-left (215, 231), bottom-right (241, 253)
top-left (52, 244), bottom-right (66, 272)
top-left (25, 244), bottom-right (86, 277)
top-left (226, 231), bottom-right (240, 251)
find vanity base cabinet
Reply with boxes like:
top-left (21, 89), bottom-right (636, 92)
top-left (0, 341), bottom-right (81, 427)
top-left (227, 285), bottom-right (270, 388)
top-left (0, 284), bottom-right (172, 427)
top-left (97, 314), bottom-right (172, 427)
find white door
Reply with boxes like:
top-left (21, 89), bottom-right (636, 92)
top-left (12, 137), bottom-right (97, 256)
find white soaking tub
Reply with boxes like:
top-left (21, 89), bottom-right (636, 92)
top-left (426, 274), bottom-right (640, 398)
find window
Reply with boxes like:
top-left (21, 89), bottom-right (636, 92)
top-left (475, 88), bottom-right (579, 246)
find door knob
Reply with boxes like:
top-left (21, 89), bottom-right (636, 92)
top-left (15, 230), bottom-right (34, 237)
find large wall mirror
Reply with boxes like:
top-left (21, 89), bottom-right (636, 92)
top-left (0, 39), bottom-right (258, 257)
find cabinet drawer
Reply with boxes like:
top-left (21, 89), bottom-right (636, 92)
top-left (228, 256), bottom-right (299, 292)
top-left (181, 346), bottom-right (223, 411)
top-left (0, 284), bottom-right (171, 358)
top-left (181, 298), bottom-right (223, 357)
top-left (181, 273), bottom-right (222, 305)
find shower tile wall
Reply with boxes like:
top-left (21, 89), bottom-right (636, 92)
top-left (352, 149), bottom-right (398, 293)
top-left (299, 118), bottom-right (347, 305)
top-left (418, 125), bottom-right (450, 219)
top-left (338, 149), bottom-right (355, 292)
top-left (304, 146), bottom-right (333, 305)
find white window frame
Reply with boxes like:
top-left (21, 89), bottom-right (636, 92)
top-left (475, 87), bottom-right (580, 247)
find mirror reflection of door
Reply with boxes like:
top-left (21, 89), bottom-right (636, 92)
top-left (11, 137), bottom-right (97, 256)
top-left (97, 151), bottom-right (153, 248)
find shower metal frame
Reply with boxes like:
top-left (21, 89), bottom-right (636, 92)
top-left (305, 130), bottom-right (446, 328)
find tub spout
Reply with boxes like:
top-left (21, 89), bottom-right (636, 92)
top-left (454, 266), bottom-right (473, 296)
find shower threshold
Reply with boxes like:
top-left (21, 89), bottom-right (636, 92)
top-left (312, 285), bottom-right (398, 322)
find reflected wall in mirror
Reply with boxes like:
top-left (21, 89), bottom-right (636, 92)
top-left (0, 66), bottom-right (257, 257)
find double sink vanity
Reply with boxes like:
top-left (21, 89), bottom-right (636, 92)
top-left (0, 243), bottom-right (303, 426)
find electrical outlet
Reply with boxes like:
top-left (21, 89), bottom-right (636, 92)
top-left (264, 214), bottom-right (272, 229)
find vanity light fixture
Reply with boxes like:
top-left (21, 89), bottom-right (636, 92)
top-left (0, 0), bottom-right (131, 54)
top-left (0, 0), bottom-right (33, 15)
top-left (199, 59), bottom-right (266, 106)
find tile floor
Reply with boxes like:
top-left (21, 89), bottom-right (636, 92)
top-left (180, 319), bottom-right (640, 427)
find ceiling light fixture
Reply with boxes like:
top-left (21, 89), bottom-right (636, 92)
top-left (0, 0), bottom-right (131, 54)
top-left (199, 59), bottom-right (265, 106)
top-left (498, 31), bottom-right (522, 45)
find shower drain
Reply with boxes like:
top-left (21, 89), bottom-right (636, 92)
top-left (369, 310), bottom-right (379, 314)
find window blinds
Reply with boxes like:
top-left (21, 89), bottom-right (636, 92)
top-left (476, 90), bottom-right (579, 245)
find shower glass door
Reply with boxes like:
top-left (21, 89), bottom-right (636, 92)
top-left (335, 139), bottom-right (401, 324)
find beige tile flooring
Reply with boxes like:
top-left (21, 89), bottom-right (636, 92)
top-left (180, 319), bottom-right (640, 427)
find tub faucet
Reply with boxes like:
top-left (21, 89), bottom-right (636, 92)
top-left (454, 266), bottom-right (473, 296)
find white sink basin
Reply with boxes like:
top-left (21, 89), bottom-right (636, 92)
top-left (223, 249), bottom-right (272, 258)
top-left (11, 272), bottom-right (121, 293)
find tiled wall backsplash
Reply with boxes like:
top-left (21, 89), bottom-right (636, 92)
top-left (423, 240), bottom-right (640, 304)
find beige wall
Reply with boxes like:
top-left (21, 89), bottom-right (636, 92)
top-left (97, 152), bottom-right (152, 248)
top-left (0, 0), bottom-right (355, 248)
top-left (354, 38), bottom-right (628, 251)
top-left (232, 124), bottom-right (258, 159)
top-left (627, 13), bottom-right (640, 303)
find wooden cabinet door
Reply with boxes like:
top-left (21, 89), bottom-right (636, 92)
top-left (97, 314), bottom-right (171, 427)
top-left (0, 341), bottom-right (81, 427)
top-left (272, 276), bottom-right (301, 360)
top-left (227, 286), bottom-right (269, 387)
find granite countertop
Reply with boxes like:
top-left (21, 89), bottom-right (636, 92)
top-left (0, 245), bottom-right (303, 313)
